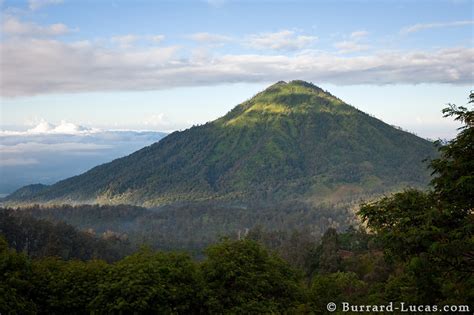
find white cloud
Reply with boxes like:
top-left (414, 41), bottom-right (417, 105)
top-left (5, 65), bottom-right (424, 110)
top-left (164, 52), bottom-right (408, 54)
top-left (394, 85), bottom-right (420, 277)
top-left (2, 16), bottom-right (71, 37)
top-left (0, 120), bottom-right (99, 136)
top-left (26, 120), bottom-right (56, 134)
top-left (401, 20), bottom-right (474, 34)
top-left (1, 37), bottom-right (472, 97)
top-left (245, 30), bottom-right (317, 51)
top-left (28, 0), bottom-right (63, 10)
top-left (188, 32), bottom-right (232, 44)
top-left (0, 38), bottom-right (179, 96)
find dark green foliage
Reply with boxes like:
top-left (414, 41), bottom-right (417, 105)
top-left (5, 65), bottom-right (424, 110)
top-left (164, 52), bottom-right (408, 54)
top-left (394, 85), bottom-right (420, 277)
top-left (247, 226), bottom-right (318, 273)
top-left (309, 272), bottom-right (367, 312)
top-left (359, 187), bottom-right (473, 304)
top-left (201, 239), bottom-right (304, 314)
top-left (0, 237), bottom-right (307, 314)
top-left (30, 258), bottom-right (107, 314)
top-left (90, 249), bottom-right (204, 314)
top-left (316, 228), bottom-right (341, 274)
top-left (0, 236), bottom-right (36, 315)
top-left (338, 225), bottom-right (371, 252)
top-left (4, 80), bottom-right (436, 207)
top-left (358, 189), bottom-right (434, 260)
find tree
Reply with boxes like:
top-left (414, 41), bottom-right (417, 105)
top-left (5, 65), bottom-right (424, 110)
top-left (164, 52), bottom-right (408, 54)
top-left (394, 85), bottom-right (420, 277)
top-left (430, 91), bottom-right (474, 212)
top-left (309, 272), bottom-right (367, 312)
top-left (0, 236), bottom-right (36, 315)
top-left (201, 239), bottom-right (304, 314)
top-left (30, 258), bottom-right (107, 314)
top-left (358, 92), bottom-right (474, 304)
top-left (338, 225), bottom-right (371, 252)
top-left (90, 249), bottom-right (204, 314)
top-left (308, 227), bottom-right (341, 275)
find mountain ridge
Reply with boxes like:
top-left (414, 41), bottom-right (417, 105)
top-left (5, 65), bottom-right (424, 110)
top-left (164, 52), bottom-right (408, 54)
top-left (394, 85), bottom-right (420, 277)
top-left (3, 81), bottom-right (437, 207)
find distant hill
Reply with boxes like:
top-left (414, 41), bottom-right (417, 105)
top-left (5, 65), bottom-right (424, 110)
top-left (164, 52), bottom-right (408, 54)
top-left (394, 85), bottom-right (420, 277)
top-left (5, 184), bottom-right (48, 200)
top-left (0, 207), bottom-right (131, 261)
top-left (3, 81), bottom-right (437, 207)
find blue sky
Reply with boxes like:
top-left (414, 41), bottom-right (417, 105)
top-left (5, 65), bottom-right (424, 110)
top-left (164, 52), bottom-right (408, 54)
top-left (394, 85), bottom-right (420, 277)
top-left (1, 0), bottom-right (473, 139)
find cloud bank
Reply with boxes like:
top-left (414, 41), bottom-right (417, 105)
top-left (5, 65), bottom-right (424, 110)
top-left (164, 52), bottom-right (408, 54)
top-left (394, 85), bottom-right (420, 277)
top-left (1, 10), bottom-right (472, 98)
top-left (1, 36), bottom-right (472, 97)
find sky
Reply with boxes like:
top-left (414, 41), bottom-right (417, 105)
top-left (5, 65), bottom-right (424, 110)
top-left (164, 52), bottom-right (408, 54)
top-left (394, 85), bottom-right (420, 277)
top-left (0, 0), bottom-right (473, 139)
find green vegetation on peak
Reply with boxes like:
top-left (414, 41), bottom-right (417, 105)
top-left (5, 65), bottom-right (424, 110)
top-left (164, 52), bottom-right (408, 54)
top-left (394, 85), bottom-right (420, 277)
top-left (4, 81), bottom-right (437, 207)
top-left (217, 80), bottom-right (349, 127)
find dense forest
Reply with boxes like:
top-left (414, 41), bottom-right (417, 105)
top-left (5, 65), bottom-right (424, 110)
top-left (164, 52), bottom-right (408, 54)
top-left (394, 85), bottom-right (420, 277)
top-left (0, 97), bottom-right (472, 313)
top-left (1, 201), bottom-right (355, 252)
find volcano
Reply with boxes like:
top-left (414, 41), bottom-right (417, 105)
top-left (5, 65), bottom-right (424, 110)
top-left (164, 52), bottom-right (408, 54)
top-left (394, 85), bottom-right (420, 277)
top-left (4, 81), bottom-right (437, 207)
